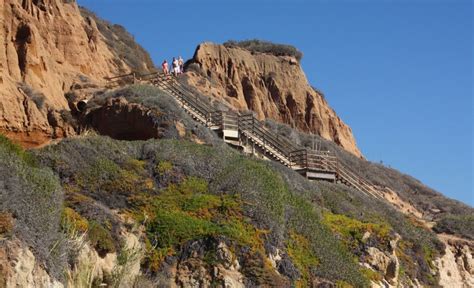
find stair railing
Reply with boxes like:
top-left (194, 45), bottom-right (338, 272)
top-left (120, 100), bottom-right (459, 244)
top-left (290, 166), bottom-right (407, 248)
top-left (325, 160), bottom-right (383, 199)
top-left (105, 71), bottom-right (384, 199)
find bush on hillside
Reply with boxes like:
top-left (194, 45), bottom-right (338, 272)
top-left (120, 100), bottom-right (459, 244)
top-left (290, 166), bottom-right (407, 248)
top-left (0, 135), bottom-right (65, 280)
top-left (18, 82), bottom-right (46, 110)
top-left (434, 214), bottom-right (474, 240)
top-left (224, 39), bottom-right (303, 61)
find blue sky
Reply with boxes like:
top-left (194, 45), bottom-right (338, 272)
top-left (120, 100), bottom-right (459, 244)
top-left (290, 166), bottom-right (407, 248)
top-left (77, 0), bottom-right (473, 206)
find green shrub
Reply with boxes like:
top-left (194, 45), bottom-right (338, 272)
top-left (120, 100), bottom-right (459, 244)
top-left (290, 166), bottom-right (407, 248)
top-left (88, 221), bottom-right (116, 257)
top-left (335, 280), bottom-right (353, 288)
top-left (69, 156), bottom-right (155, 209)
top-left (224, 39), bottom-right (303, 61)
top-left (0, 134), bottom-right (37, 166)
top-left (396, 239), bottom-right (440, 286)
top-left (361, 267), bottom-right (383, 283)
top-left (156, 160), bottom-right (173, 175)
top-left (287, 231), bottom-right (319, 287)
top-left (434, 214), bottom-right (474, 240)
top-left (212, 157), bottom-right (289, 227)
top-left (322, 211), bottom-right (392, 249)
top-left (18, 82), bottom-right (46, 110)
top-left (61, 207), bottom-right (89, 235)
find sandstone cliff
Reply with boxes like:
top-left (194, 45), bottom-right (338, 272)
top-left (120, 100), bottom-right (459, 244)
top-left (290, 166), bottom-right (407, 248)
top-left (0, 0), bottom-right (153, 147)
top-left (436, 234), bottom-right (474, 287)
top-left (184, 42), bottom-right (362, 157)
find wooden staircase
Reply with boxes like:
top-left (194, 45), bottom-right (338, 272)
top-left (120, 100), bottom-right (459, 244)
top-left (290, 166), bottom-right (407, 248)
top-left (105, 72), bottom-right (386, 200)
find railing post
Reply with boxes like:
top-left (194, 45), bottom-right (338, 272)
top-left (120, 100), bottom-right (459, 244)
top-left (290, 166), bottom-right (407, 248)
top-left (221, 112), bottom-right (225, 131)
top-left (238, 115), bottom-right (241, 132)
top-left (252, 116), bottom-right (255, 135)
top-left (221, 112), bottom-right (225, 140)
top-left (289, 152), bottom-right (292, 168)
top-left (305, 150), bottom-right (308, 179)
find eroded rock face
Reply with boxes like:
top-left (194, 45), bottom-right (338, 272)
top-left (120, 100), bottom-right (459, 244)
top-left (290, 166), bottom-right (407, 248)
top-left (366, 246), bottom-right (399, 286)
top-left (163, 239), bottom-right (247, 288)
top-left (0, 0), bottom-right (152, 147)
top-left (0, 239), bottom-right (63, 288)
top-left (435, 235), bottom-right (474, 287)
top-left (184, 42), bottom-right (362, 157)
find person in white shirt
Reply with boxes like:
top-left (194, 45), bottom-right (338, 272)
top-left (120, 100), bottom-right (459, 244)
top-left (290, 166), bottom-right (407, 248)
top-left (172, 57), bottom-right (180, 76)
top-left (178, 56), bottom-right (184, 74)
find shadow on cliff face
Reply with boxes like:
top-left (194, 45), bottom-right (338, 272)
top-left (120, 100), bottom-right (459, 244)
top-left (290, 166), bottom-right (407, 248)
top-left (15, 24), bottom-right (32, 76)
top-left (84, 97), bottom-right (168, 141)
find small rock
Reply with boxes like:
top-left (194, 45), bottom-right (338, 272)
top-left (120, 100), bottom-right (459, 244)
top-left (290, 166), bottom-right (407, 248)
top-left (362, 231), bottom-right (371, 242)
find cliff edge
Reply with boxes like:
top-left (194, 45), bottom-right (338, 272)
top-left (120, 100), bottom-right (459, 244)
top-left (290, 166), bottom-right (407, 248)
top-left (184, 42), bottom-right (362, 157)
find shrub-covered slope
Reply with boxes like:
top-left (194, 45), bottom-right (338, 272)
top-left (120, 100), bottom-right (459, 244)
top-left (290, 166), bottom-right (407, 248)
top-left (263, 119), bottom-right (474, 241)
top-left (0, 136), bottom-right (65, 280)
top-left (31, 135), bottom-right (444, 286)
top-left (1, 84), bottom-right (467, 287)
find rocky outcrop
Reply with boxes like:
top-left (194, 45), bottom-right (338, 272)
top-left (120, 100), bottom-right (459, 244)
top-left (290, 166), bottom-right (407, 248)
top-left (149, 238), bottom-right (291, 287)
top-left (0, 239), bottom-right (63, 288)
top-left (171, 240), bottom-right (247, 288)
top-left (435, 234), bottom-right (474, 287)
top-left (0, 0), bottom-right (153, 147)
top-left (0, 232), bottom-right (142, 288)
top-left (184, 42), bottom-right (362, 157)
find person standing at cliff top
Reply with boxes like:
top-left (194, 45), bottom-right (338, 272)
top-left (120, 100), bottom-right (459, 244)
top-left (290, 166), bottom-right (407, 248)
top-left (172, 57), bottom-right (180, 76)
top-left (162, 60), bottom-right (169, 75)
top-left (178, 56), bottom-right (184, 74)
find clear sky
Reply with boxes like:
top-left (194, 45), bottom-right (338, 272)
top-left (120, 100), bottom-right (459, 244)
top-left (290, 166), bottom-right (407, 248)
top-left (77, 0), bottom-right (473, 206)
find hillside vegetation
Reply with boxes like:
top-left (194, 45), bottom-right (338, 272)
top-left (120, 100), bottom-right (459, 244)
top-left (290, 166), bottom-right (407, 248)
top-left (0, 82), bottom-right (452, 286)
top-left (264, 119), bottom-right (474, 241)
top-left (0, 135), bottom-right (65, 280)
top-left (223, 39), bottom-right (303, 61)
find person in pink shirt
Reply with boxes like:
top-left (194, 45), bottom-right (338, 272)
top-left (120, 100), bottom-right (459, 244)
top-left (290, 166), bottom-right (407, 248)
top-left (162, 60), bottom-right (169, 75)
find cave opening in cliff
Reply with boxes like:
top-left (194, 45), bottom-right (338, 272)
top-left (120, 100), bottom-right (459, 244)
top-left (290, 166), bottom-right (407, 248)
top-left (84, 101), bottom-right (163, 141)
